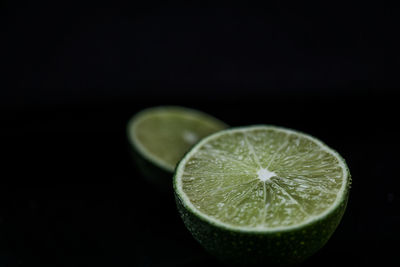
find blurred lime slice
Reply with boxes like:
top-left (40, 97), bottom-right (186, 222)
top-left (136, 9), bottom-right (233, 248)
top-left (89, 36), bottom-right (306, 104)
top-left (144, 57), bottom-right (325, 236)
top-left (127, 106), bottom-right (228, 184)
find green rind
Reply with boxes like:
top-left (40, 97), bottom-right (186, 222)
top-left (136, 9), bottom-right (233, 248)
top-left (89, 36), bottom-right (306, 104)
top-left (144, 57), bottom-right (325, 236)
top-left (127, 106), bottom-right (228, 191)
top-left (174, 178), bottom-right (349, 266)
top-left (173, 125), bottom-right (352, 265)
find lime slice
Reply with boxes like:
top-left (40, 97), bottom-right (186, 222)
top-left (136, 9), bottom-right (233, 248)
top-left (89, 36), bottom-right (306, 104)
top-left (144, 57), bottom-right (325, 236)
top-left (174, 125), bottom-right (351, 265)
top-left (127, 106), bottom-right (228, 183)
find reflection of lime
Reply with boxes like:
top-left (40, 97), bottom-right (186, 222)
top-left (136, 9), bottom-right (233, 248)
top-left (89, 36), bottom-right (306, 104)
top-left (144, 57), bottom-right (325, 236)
top-left (127, 106), bottom-right (227, 186)
top-left (174, 125), bottom-right (351, 266)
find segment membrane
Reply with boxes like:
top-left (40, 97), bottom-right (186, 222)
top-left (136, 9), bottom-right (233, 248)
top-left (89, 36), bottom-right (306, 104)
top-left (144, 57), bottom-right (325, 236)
top-left (181, 128), bottom-right (344, 228)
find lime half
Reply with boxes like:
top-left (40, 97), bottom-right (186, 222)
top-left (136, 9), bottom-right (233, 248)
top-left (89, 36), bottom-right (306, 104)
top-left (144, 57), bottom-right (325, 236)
top-left (174, 125), bottom-right (351, 265)
top-left (127, 106), bottom-right (227, 182)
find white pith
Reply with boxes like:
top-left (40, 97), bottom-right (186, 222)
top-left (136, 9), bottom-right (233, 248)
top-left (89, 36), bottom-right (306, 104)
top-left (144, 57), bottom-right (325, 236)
top-left (257, 168), bottom-right (276, 182)
top-left (175, 125), bottom-right (349, 233)
top-left (183, 130), bottom-right (199, 145)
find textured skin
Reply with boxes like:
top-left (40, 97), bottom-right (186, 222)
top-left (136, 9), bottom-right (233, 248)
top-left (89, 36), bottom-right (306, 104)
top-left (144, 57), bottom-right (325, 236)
top-left (126, 106), bottom-right (227, 192)
top-left (174, 175), bottom-right (350, 266)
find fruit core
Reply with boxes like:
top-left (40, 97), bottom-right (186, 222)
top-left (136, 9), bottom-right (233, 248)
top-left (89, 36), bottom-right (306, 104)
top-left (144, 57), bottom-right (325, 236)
top-left (257, 168), bottom-right (276, 182)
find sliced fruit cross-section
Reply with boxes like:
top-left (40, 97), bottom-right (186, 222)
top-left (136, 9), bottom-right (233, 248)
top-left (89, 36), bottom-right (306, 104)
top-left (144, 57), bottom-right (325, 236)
top-left (127, 106), bottom-right (228, 172)
top-left (174, 125), bottom-right (351, 265)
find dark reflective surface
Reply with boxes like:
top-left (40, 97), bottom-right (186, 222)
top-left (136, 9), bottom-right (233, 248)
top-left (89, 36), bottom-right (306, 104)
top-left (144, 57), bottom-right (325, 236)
top-left (2, 3), bottom-right (398, 266)
top-left (1, 93), bottom-right (399, 266)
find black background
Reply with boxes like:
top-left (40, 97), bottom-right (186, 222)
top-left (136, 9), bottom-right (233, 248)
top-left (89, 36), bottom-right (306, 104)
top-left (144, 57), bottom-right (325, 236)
top-left (1, 2), bottom-right (399, 266)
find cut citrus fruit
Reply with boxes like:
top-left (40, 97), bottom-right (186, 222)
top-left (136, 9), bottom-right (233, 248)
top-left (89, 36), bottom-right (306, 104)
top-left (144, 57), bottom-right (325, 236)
top-left (127, 106), bottom-right (227, 187)
top-left (174, 125), bottom-right (351, 265)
